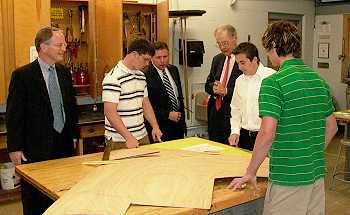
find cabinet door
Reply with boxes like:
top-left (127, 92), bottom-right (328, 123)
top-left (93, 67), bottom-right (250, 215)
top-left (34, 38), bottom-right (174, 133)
top-left (92, 0), bottom-right (169, 98)
top-left (95, 0), bottom-right (123, 97)
top-left (157, 0), bottom-right (169, 44)
top-left (0, 0), bottom-right (50, 104)
top-left (0, 0), bottom-right (15, 104)
top-left (13, 0), bottom-right (50, 68)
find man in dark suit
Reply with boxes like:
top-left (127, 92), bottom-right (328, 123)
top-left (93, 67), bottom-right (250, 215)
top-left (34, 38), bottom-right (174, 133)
top-left (144, 41), bottom-right (186, 143)
top-left (6, 27), bottom-right (79, 215)
top-left (205, 25), bottom-right (242, 144)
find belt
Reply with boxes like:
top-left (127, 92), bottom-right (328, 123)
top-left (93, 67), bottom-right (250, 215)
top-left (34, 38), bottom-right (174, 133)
top-left (241, 128), bottom-right (258, 137)
top-left (248, 130), bottom-right (258, 137)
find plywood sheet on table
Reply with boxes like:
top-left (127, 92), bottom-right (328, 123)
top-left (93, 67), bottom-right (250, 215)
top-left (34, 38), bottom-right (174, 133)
top-left (43, 148), bottom-right (268, 215)
top-left (49, 157), bottom-right (214, 210)
top-left (146, 137), bottom-right (251, 156)
top-left (109, 148), bottom-right (160, 160)
top-left (43, 164), bottom-right (130, 215)
top-left (16, 153), bottom-right (103, 199)
top-left (173, 153), bottom-right (269, 179)
top-left (121, 159), bottom-right (214, 209)
top-left (43, 191), bottom-right (130, 215)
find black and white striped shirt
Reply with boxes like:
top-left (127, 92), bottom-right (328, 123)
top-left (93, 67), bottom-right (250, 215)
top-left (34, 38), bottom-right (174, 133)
top-left (102, 61), bottom-right (148, 141)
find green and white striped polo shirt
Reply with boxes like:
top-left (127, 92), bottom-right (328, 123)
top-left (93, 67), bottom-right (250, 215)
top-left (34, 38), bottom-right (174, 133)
top-left (259, 58), bottom-right (334, 186)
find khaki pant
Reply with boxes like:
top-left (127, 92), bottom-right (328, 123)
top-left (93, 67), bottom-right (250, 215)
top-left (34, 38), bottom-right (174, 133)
top-left (263, 178), bottom-right (325, 215)
top-left (102, 136), bottom-right (149, 160)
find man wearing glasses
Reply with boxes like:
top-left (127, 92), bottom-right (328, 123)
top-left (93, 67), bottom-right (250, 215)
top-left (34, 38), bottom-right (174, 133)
top-left (102, 38), bottom-right (162, 159)
top-left (6, 27), bottom-right (79, 215)
top-left (205, 24), bottom-right (242, 144)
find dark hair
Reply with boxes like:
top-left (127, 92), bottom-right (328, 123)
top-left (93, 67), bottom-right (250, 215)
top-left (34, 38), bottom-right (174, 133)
top-left (233, 42), bottom-right (260, 63)
top-left (127, 38), bottom-right (155, 56)
top-left (35, 27), bottom-right (61, 52)
top-left (262, 21), bottom-right (301, 58)
top-left (153, 41), bottom-right (169, 51)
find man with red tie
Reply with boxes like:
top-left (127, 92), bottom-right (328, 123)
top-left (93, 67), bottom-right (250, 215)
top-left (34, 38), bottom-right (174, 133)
top-left (205, 25), bottom-right (242, 144)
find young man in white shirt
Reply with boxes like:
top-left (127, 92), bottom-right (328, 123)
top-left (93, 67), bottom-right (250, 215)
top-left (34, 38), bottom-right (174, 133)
top-left (228, 42), bottom-right (276, 150)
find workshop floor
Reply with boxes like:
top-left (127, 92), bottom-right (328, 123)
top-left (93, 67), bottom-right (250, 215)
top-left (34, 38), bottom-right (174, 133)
top-left (0, 134), bottom-right (349, 215)
top-left (324, 134), bottom-right (350, 215)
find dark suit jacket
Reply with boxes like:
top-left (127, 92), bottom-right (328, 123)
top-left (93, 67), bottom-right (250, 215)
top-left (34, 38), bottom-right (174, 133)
top-left (205, 53), bottom-right (242, 143)
top-left (6, 59), bottom-right (79, 162)
top-left (144, 64), bottom-right (186, 142)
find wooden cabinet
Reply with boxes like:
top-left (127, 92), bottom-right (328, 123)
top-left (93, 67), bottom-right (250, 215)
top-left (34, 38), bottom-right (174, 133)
top-left (0, 0), bottom-right (169, 103)
top-left (77, 123), bottom-right (104, 155)
top-left (0, 0), bottom-right (53, 104)
top-left (50, 0), bottom-right (96, 96)
top-left (0, 1), bottom-right (16, 104)
top-left (0, 136), bottom-right (6, 150)
top-left (80, 123), bottom-right (105, 138)
top-left (94, 0), bottom-right (169, 97)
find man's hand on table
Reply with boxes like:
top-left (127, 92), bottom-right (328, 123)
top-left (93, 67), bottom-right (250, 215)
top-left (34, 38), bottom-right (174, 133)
top-left (152, 127), bottom-right (163, 142)
top-left (228, 134), bottom-right (239, 147)
top-left (227, 173), bottom-right (257, 190)
top-left (126, 136), bottom-right (139, 148)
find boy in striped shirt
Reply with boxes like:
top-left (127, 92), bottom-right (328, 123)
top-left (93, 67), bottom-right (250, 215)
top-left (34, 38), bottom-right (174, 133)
top-left (228, 21), bottom-right (338, 215)
top-left (102, 39), bottom-right (162, 160)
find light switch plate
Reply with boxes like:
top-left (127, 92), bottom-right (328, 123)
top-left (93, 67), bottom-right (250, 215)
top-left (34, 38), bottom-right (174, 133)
top-left (29, 46), bottom-right (38, 62)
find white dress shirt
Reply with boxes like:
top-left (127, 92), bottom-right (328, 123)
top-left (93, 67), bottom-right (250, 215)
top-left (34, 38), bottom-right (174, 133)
top-left (38, 57), bottom-right (59, 91)
top-left (230, 63), bottom-right (276, 135)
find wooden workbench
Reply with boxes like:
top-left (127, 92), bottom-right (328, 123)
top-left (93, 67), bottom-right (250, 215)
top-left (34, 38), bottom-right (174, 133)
top-left (334, 109), bottom-right (350, 124)
top-left (16, 138), bottom-right (267, 215)
top-left (333, 110), bottom-right (350, 180)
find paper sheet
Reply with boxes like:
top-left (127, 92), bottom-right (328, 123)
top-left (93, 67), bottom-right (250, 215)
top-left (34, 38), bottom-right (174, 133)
top-left (182, 144), bottom-right (224, 152)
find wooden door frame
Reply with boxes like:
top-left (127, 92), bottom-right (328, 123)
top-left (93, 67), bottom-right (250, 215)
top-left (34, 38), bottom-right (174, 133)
top-left (342, 14), bottom-right (350, 83)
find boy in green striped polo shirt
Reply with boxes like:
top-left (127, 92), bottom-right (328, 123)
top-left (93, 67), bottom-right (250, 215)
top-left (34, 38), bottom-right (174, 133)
top-left (228, 21), bottom-right (338, 215)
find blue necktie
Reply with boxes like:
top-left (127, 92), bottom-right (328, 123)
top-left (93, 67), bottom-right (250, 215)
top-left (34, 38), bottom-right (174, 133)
top-left (48, 66), bottom-right (65, 133)
top-left (162, 70), bottom-right (178, 111)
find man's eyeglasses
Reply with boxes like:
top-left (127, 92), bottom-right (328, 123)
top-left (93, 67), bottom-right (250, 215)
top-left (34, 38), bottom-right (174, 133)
top-left (216, 41), bottom-right (230, 47)
top-left (45, 42), bottom-right (67, 49)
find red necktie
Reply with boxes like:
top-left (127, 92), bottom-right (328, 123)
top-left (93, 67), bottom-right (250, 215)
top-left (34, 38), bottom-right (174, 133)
top-left (215, 55), bottom-right (231, 111)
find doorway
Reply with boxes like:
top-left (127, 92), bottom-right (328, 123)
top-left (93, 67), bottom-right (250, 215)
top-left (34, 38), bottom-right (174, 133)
top-left (267, 13), bottom-right (303, 70)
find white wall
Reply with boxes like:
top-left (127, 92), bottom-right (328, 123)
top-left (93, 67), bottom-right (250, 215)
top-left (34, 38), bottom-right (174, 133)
top-left (313, 14), bottom-right (347, 109)
top-left (169, 0), bottom-right (315, 82)
top-left (167, 0), bottom-right (315, 125)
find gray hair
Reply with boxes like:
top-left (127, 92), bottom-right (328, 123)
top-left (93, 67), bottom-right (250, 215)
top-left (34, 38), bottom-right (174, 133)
top-left (35, 27), bottom-right (61, 52)
top-left (214, 24), bottom-right (237, 38)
